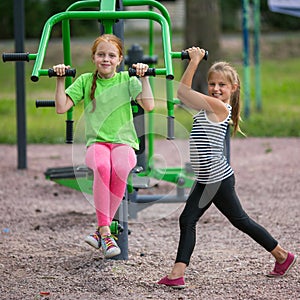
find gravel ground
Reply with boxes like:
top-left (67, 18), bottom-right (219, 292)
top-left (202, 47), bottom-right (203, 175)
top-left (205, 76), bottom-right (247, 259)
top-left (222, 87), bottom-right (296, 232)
top-left (0, 138), bottom-right (299, 300)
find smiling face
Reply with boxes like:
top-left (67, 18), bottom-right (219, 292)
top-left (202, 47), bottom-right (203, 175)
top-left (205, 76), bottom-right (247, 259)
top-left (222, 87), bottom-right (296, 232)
top-left (208, 72), bottom-right (237, 104)
top-left (92, 40), bottom-right (123, 79)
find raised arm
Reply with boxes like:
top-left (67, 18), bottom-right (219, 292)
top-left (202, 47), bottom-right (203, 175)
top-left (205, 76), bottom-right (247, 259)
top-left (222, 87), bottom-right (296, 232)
top-left (177, 47), bottom-right (227, 119)
top-left (133, 63), bottom-right (155, 112)
top-left (53, 64), bottom-right (74, 114)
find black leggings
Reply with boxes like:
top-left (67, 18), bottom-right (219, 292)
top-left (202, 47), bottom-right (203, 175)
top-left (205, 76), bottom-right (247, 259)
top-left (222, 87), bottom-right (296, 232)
top-left (175, 174), bottom-right (278, 266)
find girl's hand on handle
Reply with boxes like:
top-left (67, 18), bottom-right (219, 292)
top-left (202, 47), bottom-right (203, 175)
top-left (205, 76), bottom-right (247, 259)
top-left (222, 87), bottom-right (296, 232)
top-left (53, 63), bottom-right (74, 114)
top-left (186, 47), bottom-right (206, 65)
top-left (53, 64), bottom-right (70, 77)
top-left (132, 63), bottom-right (150, 77)
top-left (133, 63), bottom-right (154, 112)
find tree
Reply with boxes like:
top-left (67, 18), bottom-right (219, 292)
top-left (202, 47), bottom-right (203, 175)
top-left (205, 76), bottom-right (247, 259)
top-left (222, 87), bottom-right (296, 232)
top-left (184, 0), bottom-right (221, 93)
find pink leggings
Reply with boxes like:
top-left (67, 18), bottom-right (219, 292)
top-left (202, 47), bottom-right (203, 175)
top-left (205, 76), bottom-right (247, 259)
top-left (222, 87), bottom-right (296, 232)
top-left (85, 142), bottom-right (137, 227)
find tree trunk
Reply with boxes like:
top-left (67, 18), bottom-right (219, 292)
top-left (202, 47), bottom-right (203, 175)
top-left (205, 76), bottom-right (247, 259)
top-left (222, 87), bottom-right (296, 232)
top-left (185, 0), bottom-right (221, 93)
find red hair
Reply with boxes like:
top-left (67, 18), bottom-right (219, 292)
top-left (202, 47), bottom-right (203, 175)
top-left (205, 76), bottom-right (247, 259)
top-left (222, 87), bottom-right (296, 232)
top-left (89, 34), bottom-right (123, 112)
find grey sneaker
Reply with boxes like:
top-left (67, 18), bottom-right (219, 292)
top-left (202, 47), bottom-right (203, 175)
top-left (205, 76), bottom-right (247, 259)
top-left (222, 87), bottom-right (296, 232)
top-left (101, 234), bottom-right (121, 258)
top-left (85, 231), bottom-right (101, 249)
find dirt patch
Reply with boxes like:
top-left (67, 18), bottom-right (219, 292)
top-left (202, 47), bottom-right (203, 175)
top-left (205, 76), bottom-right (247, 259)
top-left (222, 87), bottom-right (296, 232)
top-left (0, 138), bottom-right (299, 300)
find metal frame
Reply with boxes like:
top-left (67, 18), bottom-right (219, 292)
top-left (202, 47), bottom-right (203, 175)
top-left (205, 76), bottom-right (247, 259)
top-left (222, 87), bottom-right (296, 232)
top-left (4, 0), bottom-right (198, 260)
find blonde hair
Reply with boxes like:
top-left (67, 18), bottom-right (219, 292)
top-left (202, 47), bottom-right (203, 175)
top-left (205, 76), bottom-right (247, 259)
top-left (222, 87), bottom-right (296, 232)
top-left (90, 34), bottom-right (123, 112)
top-left (207, 61), bottom-right (242, 136)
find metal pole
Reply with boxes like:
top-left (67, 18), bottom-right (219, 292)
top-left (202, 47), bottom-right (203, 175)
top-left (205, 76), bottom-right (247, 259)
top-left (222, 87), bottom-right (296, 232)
top-left (147, 5), bottom-right (155, 172)
top-left (242, 0), bottom-right (251, 118)
top-left (112, 0), bottom-right (128, 260)
top-left (14, 0), bottom-right (27, 169)
top-left (253, 0), bottom-right (262, 111)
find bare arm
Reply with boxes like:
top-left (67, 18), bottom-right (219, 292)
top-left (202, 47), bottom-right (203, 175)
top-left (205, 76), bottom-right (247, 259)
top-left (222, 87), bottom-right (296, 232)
top-left (133, 63), bottom-right (155, 112)
top-left (53, 64), bottom-right (74, 114)
top-left (177, 48), bottom-right (228, 119)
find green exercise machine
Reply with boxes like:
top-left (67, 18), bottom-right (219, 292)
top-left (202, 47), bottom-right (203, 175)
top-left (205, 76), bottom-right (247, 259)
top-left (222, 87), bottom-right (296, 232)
top-left (3, 0), bottom-right (209, 259)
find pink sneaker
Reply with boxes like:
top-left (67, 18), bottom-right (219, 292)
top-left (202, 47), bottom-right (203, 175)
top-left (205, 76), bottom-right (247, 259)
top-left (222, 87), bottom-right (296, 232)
top-left (267, 252), bottom-right (297, 277)
top-left (157, 276), bottom-right (186, 289)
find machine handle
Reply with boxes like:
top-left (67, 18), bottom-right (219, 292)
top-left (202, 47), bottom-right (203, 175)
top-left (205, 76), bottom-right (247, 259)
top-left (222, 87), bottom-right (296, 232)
top-left (167, 116), bottom-right (175, 140)
top-left (2, 52), bottom-right (30, 62)
top-left (48, 68), bottom-right (76, 78)
top-left (128, 67), bottom-right (156, 77)
top-left (35, 100), bottom-right (55, 108)
top-left (35, 100), bottom-right (73, 144)
top-left (65, 120), bottom-right (74, 144)
top-left (181, 50), bottom-right (208, 60)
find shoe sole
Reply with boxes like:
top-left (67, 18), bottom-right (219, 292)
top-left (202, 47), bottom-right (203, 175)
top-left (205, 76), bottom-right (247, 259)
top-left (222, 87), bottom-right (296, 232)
top-left (85, 236), bottom-right (100, 249)
top-left (267, 254), bottom-right (297, 278)
top-left (158, 283), bottom-right (186, 289)
top-left (104, 248), bottom-right (121, 259)
top-left (170, 285), bottom-right (186, 290)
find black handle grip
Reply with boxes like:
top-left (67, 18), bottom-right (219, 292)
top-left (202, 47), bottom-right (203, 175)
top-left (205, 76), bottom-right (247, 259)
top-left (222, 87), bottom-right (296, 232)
top-left (181, 50), bottom-right (208, 61)
top-left (65, 120), bottom-right (74, 144)
top-left (124, 55), bottom-right (158, 66)
top-left (48, 68), bottom-right (76, 78)
top-left (128, 67), bottom-right (156, 77)
top-left (35, 100), bottom-right (55, 108)
top-left (167, 116), bottom-right (175, 140)
top-left (2, 52), bottom-right (30, 62)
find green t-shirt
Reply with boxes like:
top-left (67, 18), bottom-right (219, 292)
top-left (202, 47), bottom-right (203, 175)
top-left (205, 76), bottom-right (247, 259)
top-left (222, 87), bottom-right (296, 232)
top-left (66, 71), bottom-right (142, 150)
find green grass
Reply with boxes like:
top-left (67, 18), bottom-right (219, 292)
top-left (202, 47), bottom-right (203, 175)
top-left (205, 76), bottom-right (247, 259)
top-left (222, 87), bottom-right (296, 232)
top-left (1, 38), bottom-right (300, 143)
top-left (236, 59), bottom-right (300, 137)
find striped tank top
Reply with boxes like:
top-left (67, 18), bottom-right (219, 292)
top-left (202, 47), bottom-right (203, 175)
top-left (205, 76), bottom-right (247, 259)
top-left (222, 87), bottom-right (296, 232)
top-left (189, 103), bottom-right (234, 184)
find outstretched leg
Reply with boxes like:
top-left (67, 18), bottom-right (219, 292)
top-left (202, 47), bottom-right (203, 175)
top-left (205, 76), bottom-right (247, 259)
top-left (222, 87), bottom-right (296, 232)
top-left (213, 175), bottom-right (278, 252)
top-left (213, 175), bottom-right (296, 277)
top-left (158, 181), bottom-right (214, 287)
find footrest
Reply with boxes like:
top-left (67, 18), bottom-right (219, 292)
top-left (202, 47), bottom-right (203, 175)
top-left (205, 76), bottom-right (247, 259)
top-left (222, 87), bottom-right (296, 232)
top-left (44, 166), bottom-right (150, 189)
top-left (45, 165), bottom-right (92, 180)
top-left (132, 174), bottom-right (150, 189)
